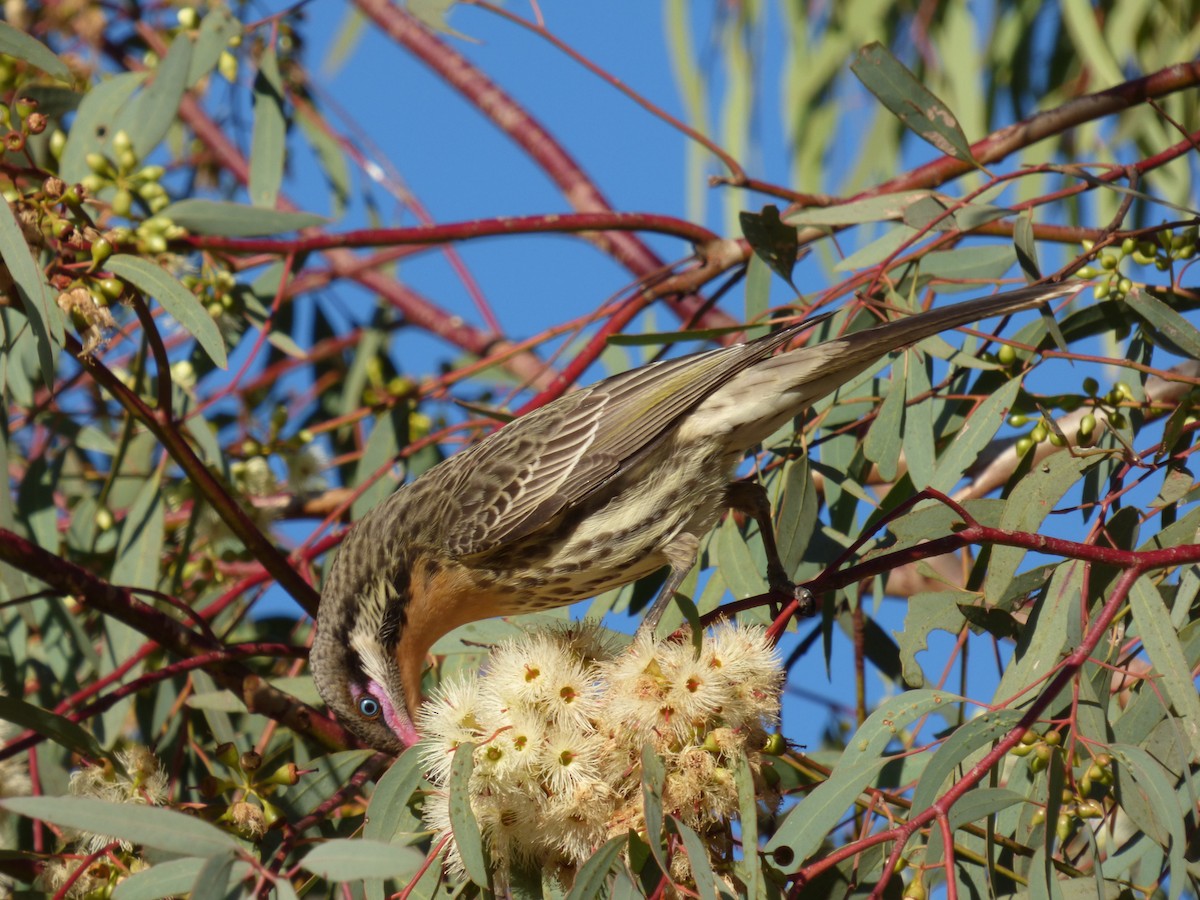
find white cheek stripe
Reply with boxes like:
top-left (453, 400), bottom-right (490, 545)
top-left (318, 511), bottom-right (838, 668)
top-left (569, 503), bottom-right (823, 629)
top-left (350, 632), bottom-right (392, 692)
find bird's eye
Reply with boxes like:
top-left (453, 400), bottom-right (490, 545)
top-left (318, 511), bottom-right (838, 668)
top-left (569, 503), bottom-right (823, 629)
top-left (357, 696), bottom-right (381, 719)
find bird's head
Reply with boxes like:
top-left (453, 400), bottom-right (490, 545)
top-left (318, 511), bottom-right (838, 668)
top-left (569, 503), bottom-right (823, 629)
top-left (311, 552), bottom-right (422, 755)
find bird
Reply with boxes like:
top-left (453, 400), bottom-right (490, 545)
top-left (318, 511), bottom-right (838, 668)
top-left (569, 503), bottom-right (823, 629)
top-left (311, 281), bottom-right (1077, 754)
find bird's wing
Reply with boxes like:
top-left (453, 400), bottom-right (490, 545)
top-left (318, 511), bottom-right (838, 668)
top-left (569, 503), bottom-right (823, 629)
top-left (441, 322), bottom-right (814, 558)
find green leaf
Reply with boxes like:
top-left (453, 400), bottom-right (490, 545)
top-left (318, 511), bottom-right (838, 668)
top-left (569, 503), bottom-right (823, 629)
top-left (2, 796), bottom-right (239, 857)
top-left (188, 7), bottom-right (241, 86)
top-left (903, 195), bottom-right (1009, 232)
top-left (903, 354), bottom-right (935, 488)
top-left (766, 690), bottom-right (960, 862)
top-left (921, 244), bottom-right (1017, 287)
top-left (850, 41), bottom-right (977, 165)
top-left (449, 742), bottom-right (488, 888)
top-left (59, 72), bottom-right (146, 184)
top-left (1013, 210), bottom-right (1040, 280)
top-left (353, 406), bottom-right (409, 519)
top-left (1109, 743), bottom-right (1187, 900)
top-left (863, 369), bottom-right (904, 482)
top-left (1128, 576), bottom-right (1200, 761)
top-left (112, 856), bottom-right (251, 900)
top-left (159, 199), bottom-right (326, 236)
top-left (0, 191), bottom-right (59, 389)
top-left (564, 836), bottom-right (626, 900)
top-left (0, 20), bottom-right (71, 81)
top-left (409, 0), bottom-right (472, 40)
top-left (984, 453), bottom-right (1091, 603)
top-left (834, 225), bottom-right (916, 272)
top-left (249, 45), bottom-right (287, 208)
top-left (112, 469), bottom-right (164, 590)
top-left (115, 30), bottom-right (192, 158)
top-left (640, 742), bottom-right (669, 877)
top-left (1126, 288), bottom-right (1200, 359)
top-left (364, 745), bottom-right (426, 844)
top-left (0, 693), bottom-right (104, 759)
top-left (669, 818), bottom-right (719, 900)
top-left (776, 456), bottom-right (818, 577)
top-left (740, 205), bottom-right (800, 294)
top-left (789, 191), bottom-right (934, 227)
top-left (188, 852), bottom-right (242, 900)
top-left (929, 375), bottom-right (1022, 494)
top-left (742, 252), bottom-right (771, 340)
top-left (301, 838), bottom-right (425, 881)
top-left (992, 562), bottom-right (1080, 705)
top-left (107, 254), bottom-right (227, 369)
top-left (733, 753), bottom-right (761, 899)
top-left (895, 591), bottom-right (968, 688)
top-left (910, 709), bottom-right (1025, 816)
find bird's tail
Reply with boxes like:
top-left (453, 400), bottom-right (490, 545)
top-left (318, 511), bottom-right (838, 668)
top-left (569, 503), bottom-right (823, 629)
top-left (689, 281), bottom-right (1082, 450)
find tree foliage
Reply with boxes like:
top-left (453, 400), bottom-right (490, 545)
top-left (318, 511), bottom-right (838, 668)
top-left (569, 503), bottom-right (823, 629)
top-left (0, 1), bottom-right (1198, 898)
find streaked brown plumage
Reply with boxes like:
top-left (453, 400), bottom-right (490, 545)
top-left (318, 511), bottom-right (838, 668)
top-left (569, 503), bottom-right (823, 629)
top-left (311, 283), bottom-right (1075, 753)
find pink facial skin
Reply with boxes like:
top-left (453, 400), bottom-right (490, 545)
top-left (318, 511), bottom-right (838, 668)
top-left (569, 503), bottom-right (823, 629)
top-left (349, 681), bottom-right (421, 749)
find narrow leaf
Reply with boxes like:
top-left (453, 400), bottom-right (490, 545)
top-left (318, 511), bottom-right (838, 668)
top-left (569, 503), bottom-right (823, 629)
top-left (851, 42), bottom-right (977, 165)
top-left (113, 857), bottom-right (250, 900)
top-left (1013, 210), bottom-right (1041, 280)
top-left (929, 375), bottom-right (1022, 494)
top-left (910, 709), bottom-right (1024, 815)
top-left (301, 838), bottom-right (425, 880)
top-left (789, 191), bottom-right (934, 227)
top-left (984, 453), bottom-right (1090, 603)
top-left (766, 690), bottom-right (960, 861)
top-left (0, 194), bottom-right (59, 387)
top-left (0, 694), bottom-right (104, 759)
top-left (640, 743), bottom-right (670, 877)
top-left (59, 72), bottom-right (146, 184)
top-left (112, 469), bottom-right (164, 589)
top-left (364, 745), bottom-right (425, 843)
top-left (1128, 576), bottom-right (1200, 760)
top-left (449, 742), bottom-right (488, 888)
top-left (733, 754), bottom-right (761, 899)
top-left (1126, 288), bottom-right (1200, 359)
top-left (107, 254), bottom-right (227, 369)
top-left (188, 7), bottom-right (241, 86)
top-left (188, 852), bottom-right (240, 900)
top-left (564, 836), bottom-right (626, 900)
top-left (159, 199), bottom-right (326, 236)
top-left (2, 796), bottom-right (238, 857)
top-left (863, 370), bottom-right (904, 482)
top-left (249, 45), bottom-right (287, 208)
top-left (669, 818), bottom-right (719, 900)
top-left (115, 30), bottom-right (192, 158)
top-left (0, 20), bottom-right (71, 80)
top-left (742, 253), bottom-right (771, 340)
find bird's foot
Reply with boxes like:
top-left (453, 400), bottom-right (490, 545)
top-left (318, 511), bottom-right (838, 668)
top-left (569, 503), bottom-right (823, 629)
top-left (768, 578), bottom-right (814, 620)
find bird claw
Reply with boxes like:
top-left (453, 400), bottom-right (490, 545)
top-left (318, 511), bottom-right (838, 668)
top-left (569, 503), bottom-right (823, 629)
top-left (768, 580), bottom-right (814, 620)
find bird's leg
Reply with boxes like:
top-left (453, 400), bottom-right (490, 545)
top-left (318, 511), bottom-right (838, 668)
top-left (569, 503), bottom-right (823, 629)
top-left (636, 533), bottom-right (700, 637)
top-left (725, 480), bottom-right (813, 618)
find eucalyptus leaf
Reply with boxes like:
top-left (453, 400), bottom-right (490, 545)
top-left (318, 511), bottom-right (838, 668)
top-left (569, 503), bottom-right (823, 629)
top-left (107, 255), bottom-right (228, 369)
top-left (2, 796), bottom-right (239, 857)
top-left (159, 199), bottom-right (326, 236)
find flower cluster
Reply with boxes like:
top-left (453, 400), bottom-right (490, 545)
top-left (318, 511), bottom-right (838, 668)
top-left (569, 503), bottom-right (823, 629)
top-left (34, 746), bottom-right (168, 897)
top-left (419, 621), bottom-right (783, 889)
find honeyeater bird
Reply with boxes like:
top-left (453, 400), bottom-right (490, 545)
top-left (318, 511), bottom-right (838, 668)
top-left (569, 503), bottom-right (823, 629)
top-left (311, 281), bottom-right (1076, 754)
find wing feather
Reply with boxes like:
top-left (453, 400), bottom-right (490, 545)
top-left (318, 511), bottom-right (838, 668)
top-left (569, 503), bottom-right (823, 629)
top-left (441, 322), bottom-right (814, 556)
